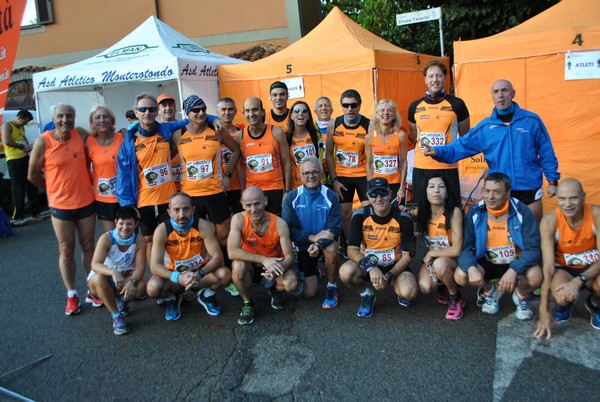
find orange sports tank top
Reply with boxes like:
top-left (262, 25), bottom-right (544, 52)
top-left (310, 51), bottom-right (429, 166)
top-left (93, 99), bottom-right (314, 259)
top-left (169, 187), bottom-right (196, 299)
top-left (87, 132), bottom-right (123, 203)
top-left (554, 204), bottom-right (599, 268)
top-left (241, 125), bottom-right (284, 191)
top-left (241, 212), bottom-right (283, 258)
top-left (178, 125), bottom-right (222, 197)
top-left (135, 134), bottom-right (176, 208)
top-left (370, 131), bottom-right (401, 184)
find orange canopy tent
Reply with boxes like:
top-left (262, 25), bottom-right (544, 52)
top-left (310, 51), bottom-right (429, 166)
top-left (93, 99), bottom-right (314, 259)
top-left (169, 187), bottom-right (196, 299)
top-left (219, 6), bottom-right (448, 124)
top-left (453, 0), bottom-right (600, 209)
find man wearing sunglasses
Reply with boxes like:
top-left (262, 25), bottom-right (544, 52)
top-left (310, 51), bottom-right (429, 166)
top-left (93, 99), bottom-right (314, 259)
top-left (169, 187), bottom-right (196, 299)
top-left (117, 93), bottom-right (222, 264)
top-left (339, 178), bottom-right (416, 317)
top-left (282, 156), bottom-right (342, 308)
top-left (325, 89), bottom-right (371, 256)
top-left (265, 81), bottom-right (290, 130)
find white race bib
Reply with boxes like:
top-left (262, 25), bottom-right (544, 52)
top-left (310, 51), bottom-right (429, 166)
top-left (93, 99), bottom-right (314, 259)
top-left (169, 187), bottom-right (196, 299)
top-left (336, 149), bottom-right (358, 167)
top-left (174, 254), bottom-right (205, 272)
top-left (247, 153), bottom-right (273, 173)
top-left (292, 144), bottom-right (316, 163)
top-left (485, 245), bottom-right (516, 264)
top-left (420, 132), bottom-right (446, 147)
top-left (565, 249), bottom-right (599, 266)
top-left (143, 162), bottom-right (171, 187)
top-left (373, 155), bottom-right (398, 175)
top-left (97, 177), bottom-right (116, 197)
top-left (171, 163), bottom-right (183, 183)
top-left (186, 160), bottom-right (212, 181)
top-left (424, 235), bottom-right (450, 251)
top-left (366, 248), bottom-right (396, 267)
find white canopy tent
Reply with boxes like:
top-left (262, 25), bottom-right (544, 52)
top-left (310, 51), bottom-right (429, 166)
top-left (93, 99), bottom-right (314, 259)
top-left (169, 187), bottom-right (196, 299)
top-left (32, 16), bottom-right (245, 131)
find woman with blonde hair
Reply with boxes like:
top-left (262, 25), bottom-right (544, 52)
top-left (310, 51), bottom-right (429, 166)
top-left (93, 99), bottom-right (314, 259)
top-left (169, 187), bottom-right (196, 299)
top-left (365, 100), bottom-right (408, 203)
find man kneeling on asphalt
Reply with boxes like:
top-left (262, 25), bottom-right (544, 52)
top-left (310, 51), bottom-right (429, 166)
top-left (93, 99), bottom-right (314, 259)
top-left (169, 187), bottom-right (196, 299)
top-left (340, 178), bottom-right (416, 317)
top-left (89, 206), bottom-right (146, 335)
top-left (455, 172), bottom-right (542, 320)
top-left (228, 186), bottom-right (297, 325)
top-left (535, 178), bottom-right (600, 338)
top-left (148, 192), bottom-right (231, 321)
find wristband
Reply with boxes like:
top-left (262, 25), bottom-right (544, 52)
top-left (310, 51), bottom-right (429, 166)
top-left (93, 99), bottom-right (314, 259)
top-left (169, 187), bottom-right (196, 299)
top-left (548, 180), bottom-right (558, 186)
top-left (198, 269), bottom-right (206, 278)
top-left (225, 171), bottom-right (233, 178)
top-left (130, 279), bottom-right (138, 287)
top-left (170, 271), bottom-right (181, 284)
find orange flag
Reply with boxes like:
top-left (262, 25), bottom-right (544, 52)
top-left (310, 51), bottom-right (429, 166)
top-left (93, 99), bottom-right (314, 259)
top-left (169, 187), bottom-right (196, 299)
top-left (0, 0), bottom-right (28, 118)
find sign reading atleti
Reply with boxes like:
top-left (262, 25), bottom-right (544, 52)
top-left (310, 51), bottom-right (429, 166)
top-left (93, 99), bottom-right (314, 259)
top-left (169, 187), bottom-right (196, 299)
top-left (0, 0), bottom-right (27, 119)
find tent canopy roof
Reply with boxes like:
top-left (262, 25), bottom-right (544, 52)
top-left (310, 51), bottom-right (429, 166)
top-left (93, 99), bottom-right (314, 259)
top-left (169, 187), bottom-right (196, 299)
top-left (220, 7), bottom-right (435, 80)
top-left (33, 16), bottom-right (244, 92)
top-left (454, 0), bottom-right (600, 63)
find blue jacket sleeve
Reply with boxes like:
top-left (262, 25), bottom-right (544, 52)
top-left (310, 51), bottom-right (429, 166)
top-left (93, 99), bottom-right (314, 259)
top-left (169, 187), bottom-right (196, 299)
top-left (532, 117), bottom-right (560, 182)
top-left (116, 133), bottom-right (137, 208)
top-left (458, 208), bottom-right (479, 272)
top-left (206, 114), bottom-right (220, 125)
top-left (326, 191), bottom-right (342, 239)
top-left (508, 205), bottom-right (541, 274)
top-left (158, 119), bottom-right (189, 143)
top-left (281, 189), bottom-right (309, 244)
top-left (434, 124), bottom-right (487, 165)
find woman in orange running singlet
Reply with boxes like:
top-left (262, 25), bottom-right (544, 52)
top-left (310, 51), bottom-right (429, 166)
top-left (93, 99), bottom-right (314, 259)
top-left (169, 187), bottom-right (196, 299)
top-left (406, 173), bottom-right (464, 320)
top-left (285, 101), bottom-right (320, 189)
top-left (86, 104), bottom-right (123, 231)
top-left (365, 100), bottom-right (408, 202)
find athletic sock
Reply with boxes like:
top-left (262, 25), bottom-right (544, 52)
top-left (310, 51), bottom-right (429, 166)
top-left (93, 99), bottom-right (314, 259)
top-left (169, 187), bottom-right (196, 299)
top-left (67, 290), bottom-right (78, 298)
top-left (327, 282), bottom-right (337, 288)
top-left (360, 287), bottom-right (371, 297)
top-left (111, 311), bottom-right (120, 318)
top-left (203, 288), bottom-right (216, 298)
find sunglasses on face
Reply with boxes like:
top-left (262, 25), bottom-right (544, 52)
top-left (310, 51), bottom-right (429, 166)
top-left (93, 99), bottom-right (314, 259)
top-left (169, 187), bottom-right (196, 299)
top-left (190, 107), bottom-right (207, 113)
top-left (368, 190), bottom-right (390, 198)
top-left (341, 102), bottom-right (359, 109)
top-left (136, 106), bottom-right (157, 113)
top-left (294, 108), bottom-right (308, 114)
top-left (301, 170), bottom-right (321, 177)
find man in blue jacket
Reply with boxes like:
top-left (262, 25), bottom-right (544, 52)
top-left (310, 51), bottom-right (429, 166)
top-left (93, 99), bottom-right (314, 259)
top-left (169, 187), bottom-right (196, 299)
top-left (423, 79), bottom-right (560, 222)
top-left (282, 156), bottom-right (342, 308)
top-left (455, 172), bottom-right (542, 320)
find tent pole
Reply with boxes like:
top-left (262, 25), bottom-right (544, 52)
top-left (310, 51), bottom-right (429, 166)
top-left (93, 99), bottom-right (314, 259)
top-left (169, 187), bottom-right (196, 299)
top-left (372, 68), bottom-right (378, 105)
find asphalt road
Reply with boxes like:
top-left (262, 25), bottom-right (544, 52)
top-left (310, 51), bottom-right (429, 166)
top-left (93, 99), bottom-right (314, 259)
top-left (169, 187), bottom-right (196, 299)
top-left (1, 218), bottom-right (599, 402)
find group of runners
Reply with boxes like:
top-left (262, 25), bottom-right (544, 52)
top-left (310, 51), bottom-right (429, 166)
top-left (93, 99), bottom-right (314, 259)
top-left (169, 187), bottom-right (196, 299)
top-left (15, 59), bottom-right (598, 337)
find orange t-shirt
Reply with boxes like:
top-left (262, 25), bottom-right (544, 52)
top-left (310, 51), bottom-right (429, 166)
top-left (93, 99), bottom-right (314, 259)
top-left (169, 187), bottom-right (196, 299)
top-left (424, 214), bottom-right (452, 250)
top-left (135, 135), bottom-right (176, 208)
top-left (240, 212), bottom-right (283, 258)
top-left (221, 128), bottom-right (241, 191)
top-left (265, 109), bottom-right (289, 131)
top-left (42, 130), bottom-right (94, 209)
top-left (554, 204), bottom-right (599, 268)
top-left (412, 98), bottom-right (460, 170)
top-left (178, 125), bottom-right (222, 197)
top-left (370, 131), bottom-right (401, 184)
top-left (331, 115), bottom-right (369, 178)
top-left (87, 132), bottom-right (123, 203)
top-left (485, 218), bottom-right (518, 264)
top-left (164, 219), bottom-right (205, 272)
top-left (241, 125), bottom-right (284, 191)
top-left (289, 133), bottom-right (318, 189)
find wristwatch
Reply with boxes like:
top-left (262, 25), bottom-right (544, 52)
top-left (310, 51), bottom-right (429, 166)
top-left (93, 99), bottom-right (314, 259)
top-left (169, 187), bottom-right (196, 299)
top-left (578, 274), bottom-right (588, 288)
top-left (225, 171), bottom-right (233, 178)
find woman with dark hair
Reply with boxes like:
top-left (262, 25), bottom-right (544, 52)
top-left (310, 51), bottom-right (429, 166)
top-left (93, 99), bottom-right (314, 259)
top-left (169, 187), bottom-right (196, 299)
top-left (407, 173), bottom-right (464, 320)
top-left (285, 101), bottom-right (320, 188)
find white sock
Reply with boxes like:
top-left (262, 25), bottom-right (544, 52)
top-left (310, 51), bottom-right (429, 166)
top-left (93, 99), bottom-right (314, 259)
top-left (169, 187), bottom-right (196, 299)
top-left (67, 290), bottom-right (78, 298)
top-left (327, 282), bottom-right (337, 288)
top-left (203, 288), bottom-right (216, 297)
top-left (360, 287), bottom-right (371, 297)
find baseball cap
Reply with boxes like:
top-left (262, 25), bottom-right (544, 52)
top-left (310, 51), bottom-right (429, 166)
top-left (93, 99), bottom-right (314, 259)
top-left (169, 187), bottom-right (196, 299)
top-left (367, 177), bottom-right (389, 193)
top-left (157, 93), bottom-right (175, 104)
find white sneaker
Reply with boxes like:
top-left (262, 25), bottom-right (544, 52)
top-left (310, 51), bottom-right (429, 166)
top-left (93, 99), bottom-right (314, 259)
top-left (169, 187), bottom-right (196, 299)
top-left (512, 290), bottom-right (533, 321)
top-left (481, 285), bottom-right (502, 315)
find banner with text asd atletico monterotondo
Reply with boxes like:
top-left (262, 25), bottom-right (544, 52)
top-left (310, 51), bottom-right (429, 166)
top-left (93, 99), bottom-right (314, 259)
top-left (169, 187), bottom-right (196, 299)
top-left (0, 0), bottom-right (27, 119)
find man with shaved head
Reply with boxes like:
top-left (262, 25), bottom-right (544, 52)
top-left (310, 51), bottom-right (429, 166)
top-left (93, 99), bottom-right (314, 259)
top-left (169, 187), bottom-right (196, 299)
top-left (227, 186), bottom-right (297, 325)
top-left (238, 97), bottom-right (292, 216)
top-left (423, 79), bottom-right (560, 222)
top-left (535, 178), bottom-right (600, 338)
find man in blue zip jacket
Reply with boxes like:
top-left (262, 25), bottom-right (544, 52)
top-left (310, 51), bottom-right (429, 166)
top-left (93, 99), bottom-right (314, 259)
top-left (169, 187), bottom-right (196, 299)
top-left (423, 79), bottom-right (560, 222)
top-left (455, 172), bottom-right (542, 320)
top-left (282, 156), bottom-right (342, 308)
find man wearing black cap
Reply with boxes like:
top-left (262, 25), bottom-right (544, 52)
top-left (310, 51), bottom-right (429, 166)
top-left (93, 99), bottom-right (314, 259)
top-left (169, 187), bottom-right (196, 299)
top-left (339, 177), bottom-right (417, 317)
top-left (265, 81), bottom-right (290, 130)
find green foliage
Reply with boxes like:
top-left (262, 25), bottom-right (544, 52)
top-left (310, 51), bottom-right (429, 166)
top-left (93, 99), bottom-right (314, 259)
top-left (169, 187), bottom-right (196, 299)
top-left (321, 0), bottom-right (560, 58)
